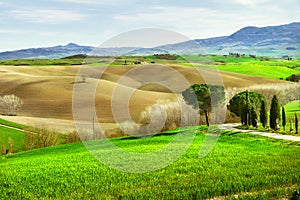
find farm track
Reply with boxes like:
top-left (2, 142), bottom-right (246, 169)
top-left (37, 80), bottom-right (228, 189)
top-left (219, 123), bottom-right (300, 142)
top-left (0, 123), bottom-right (24, 132)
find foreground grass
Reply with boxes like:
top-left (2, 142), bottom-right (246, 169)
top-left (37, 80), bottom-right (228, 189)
top-left (0, 126), bottom-right (24, 153)
top-left (0, 129), bottom-right (299, 199)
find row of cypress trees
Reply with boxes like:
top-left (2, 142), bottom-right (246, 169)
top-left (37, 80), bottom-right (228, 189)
top-left (243, 91), bottom-right (298, 134)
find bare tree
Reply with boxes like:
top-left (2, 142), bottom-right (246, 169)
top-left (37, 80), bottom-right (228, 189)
top-left (0, 95), bottom-right (23, 116)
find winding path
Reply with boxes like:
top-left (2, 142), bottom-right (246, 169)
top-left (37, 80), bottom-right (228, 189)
top-left (219, 123), bottom-right (300, 142)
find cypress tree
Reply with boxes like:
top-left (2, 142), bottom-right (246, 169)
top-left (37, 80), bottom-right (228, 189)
top-left (290, 118), bottom-right (293, 132)
top-left (295, 114), bottom-right (298, 134)
top-left (245, 91), bottom-right (251, 126)
top-left (260, 100), bottom-right (268, 128)
top-left (241, 103), bottom-right (247, 125)
top-left (270, 95), bottom-right (280, 130)
top-left (250, 106), bottom-right (258, 127)
top-left (282, 107), bottom-right (286, 131)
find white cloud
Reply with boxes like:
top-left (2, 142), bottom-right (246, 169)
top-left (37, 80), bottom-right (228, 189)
top-left (113, 5), bottom-right (300, 39)
top-left (227, 0), bottom-right (271, 6)
top-left (114, 6), bottom-right (221, 38)
top-left (54, 0), bottom-right (98, 4)
top-left (0, 29), bottom-right (64, 36)
top-left (0, 29), bottom-right (33, 34)
top-left (114, 6), bottom-right (247, 39)
top-left (10, 9), bottom-right (87, 23)
top-left (53, 0), bottom-right (131, 5)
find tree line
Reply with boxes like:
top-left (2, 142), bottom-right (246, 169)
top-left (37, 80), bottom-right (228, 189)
top-left (182, 84), bottom-right (298, 134)
top-left (228, 91), bottom-right (298, 133)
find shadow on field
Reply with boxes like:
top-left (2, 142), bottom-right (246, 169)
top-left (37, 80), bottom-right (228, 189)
top-left (120, 130), bottom-right (186, 140)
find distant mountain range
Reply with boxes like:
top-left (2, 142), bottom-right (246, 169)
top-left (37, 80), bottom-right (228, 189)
top-left (0, 22), bottom-right (299, 60)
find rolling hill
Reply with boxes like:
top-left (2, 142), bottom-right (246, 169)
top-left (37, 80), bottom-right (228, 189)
top-left (0, 64), bottom-right (284, 123)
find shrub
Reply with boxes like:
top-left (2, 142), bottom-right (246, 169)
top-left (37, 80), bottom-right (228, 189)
top-left (0, 95), bottom-right (23, 116)
top-left (64, 131), bottom-right (82, 144)
top-left (118, 98), bottom-right (199, 136)
top-left (23, 127), bottom-right (61, 150)
top-left (286, 74), bottom-right (300, 82)
top-left (144, 99), bottom-right (199, 132)
top-left (290, 190), bottom-right (300, 200)
top-left (119, 121), bottom-right (141, 136)
top-left (153, 54), bottom-right (178, 60)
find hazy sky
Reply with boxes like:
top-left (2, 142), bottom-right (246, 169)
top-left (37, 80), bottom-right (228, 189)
top-left (0, 0), bottom-right (299, 51)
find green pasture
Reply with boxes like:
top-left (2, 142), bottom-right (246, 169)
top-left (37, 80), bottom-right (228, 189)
top-left (0, 128), bottom-right (299, 199)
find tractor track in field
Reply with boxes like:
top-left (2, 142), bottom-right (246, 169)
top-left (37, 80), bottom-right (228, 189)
top-left (0, 123), bottom-right (24, 132)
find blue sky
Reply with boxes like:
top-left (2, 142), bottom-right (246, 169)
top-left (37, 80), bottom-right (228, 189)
top-left (0, 0), bottom-right (299, 51)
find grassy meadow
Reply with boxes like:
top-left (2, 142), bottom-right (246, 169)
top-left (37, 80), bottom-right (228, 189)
top-left (0, 127), bottom-right (299, 199)
top-left (217, 62), bottom-right (300, 80)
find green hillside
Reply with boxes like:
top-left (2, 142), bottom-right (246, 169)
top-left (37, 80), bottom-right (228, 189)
top-left (0, 126), bottom-right (24, 153)
top-left (217, 62), bottom-right (300, 80)
top-left (1, 55), bottom-right (300, 80)
top-left (0, 118), bottom-right (29, 154)
top-left (1, 129), bottom-right (299, 199)
top-left (285, 100), bottom-right (300, 119)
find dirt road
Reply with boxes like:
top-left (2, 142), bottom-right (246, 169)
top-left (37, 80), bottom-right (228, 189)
top-left (219, 123), bottom-right (300, 142)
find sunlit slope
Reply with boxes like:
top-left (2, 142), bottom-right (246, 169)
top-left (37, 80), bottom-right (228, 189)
top-left (0, 130), bottom-right (299, 199)
top-left (0, 65), bottom-right (283, 122)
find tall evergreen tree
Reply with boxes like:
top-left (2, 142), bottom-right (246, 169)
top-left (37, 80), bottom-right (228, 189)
top-left (260, 100), bottom-right (268, 128)
top-left (290, 118), bottom-right (293, 132)
top-left (270, 95), bottom-right (280, 130)
top-left (241, 102), bottom-right (247, 125)
top-left (295, 114), bottom-right (298, 134)
top-left (282, 106), bottom-right (286, 131)
top-left (250, 106), bottom-right (258, 127)
top-left (245, 91), bottom-right (251, 126)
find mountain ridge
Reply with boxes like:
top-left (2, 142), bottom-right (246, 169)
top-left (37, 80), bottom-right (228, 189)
top-left (0, 22), bottom-right (299, 60)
